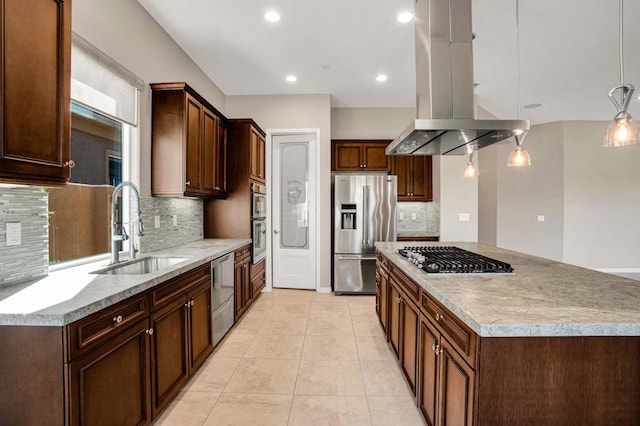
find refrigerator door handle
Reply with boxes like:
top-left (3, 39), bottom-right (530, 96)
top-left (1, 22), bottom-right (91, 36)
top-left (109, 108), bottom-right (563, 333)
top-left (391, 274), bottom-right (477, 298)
top-left (362, 185), bottom-right (369, 247)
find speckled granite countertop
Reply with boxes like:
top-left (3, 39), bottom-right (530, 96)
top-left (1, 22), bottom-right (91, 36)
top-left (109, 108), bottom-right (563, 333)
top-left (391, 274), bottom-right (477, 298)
top-left (376, 242), bottom-right (640, 337)
top-left (0, 239), bottom-right (250, 326)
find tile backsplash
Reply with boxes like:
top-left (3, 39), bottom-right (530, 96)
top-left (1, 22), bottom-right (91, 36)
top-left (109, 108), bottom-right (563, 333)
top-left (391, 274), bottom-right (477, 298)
top-left (139, 196), bottom-right (203, 253)
top-left (397, 202), bottom-right (440, 235)
top-left (0, 187), bottom-right (49, 288)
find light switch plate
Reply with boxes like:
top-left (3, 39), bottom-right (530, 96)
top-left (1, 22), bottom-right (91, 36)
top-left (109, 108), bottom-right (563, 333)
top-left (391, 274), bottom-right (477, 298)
top-left (459, 213), bottom-right (471, 222)
top-left (155, 216), bottom-right (161, 229)
top-left (6, 222), bottom-right (21, 246)
top-left (411, 213), bottom-right (417, 221)
top-left (399, 212), bottom-right (405, 220)
top-left (537, 215), bottom-right (545, 222)
top-left (173, 215), bottom-right (178, 227)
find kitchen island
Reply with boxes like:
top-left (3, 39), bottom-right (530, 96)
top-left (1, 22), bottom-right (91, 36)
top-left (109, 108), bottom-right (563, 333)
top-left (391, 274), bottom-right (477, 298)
top-left (375, 242), bottom-right (640, 426)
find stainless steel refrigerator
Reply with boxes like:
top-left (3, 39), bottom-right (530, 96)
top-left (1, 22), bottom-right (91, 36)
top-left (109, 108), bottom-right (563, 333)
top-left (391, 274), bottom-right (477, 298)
top-left (333, 174), bottom-right (397, 295)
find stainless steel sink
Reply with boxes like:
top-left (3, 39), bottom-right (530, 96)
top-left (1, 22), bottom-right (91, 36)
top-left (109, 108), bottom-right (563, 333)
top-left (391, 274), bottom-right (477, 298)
top-left (92, 256), bottom-right (188, 275)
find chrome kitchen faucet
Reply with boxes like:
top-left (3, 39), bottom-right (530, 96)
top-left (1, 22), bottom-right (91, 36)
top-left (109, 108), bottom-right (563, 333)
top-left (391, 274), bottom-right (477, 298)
top-left (110, 181), bottom-right (144, 264)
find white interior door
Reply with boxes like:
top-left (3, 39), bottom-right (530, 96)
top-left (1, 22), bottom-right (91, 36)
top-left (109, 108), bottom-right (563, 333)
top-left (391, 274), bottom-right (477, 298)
top-left (271, 133), bottom-right (317, 290)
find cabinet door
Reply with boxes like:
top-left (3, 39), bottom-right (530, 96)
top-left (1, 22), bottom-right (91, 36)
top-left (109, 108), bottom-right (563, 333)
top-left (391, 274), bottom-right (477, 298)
top-left (202, 109), bottom-right (217, 195)
top-left (234, 260), bottom-right (246, 319)
top-left (410, 156), bottom-right (433, 201)
top-left (393, 156), bottom-right (411, 199)
top-left (401, 296), bottom-right (419, 396)
top-left (362, 143), bottom-right (389, 171)
top-left (418, 316), bottom-right (440, 426)
top-left (249, 128), bottom-right (265, 182)
top-left (214, 118), bottom-right (227, 196)
top-left (150, 296), bottom-right (189, 419)
top-left (375, 265), bottom-right (389, 333)
top-left (333, 142), bottom-right (362, 170)
top-left (438, 337), bottom-right (475, 426)
top-left (0, 0), bottom-right (71, 186)
top-left (188, 284), bottom-right (213, 374)
top-left (388, 282), bottom-right (401, 359)
top-left (242, 258), bottom-right (251, 307)
top-left (68, 319), bottom-right (151, 426)
top-left (185, 95), bottom-right (203, 194)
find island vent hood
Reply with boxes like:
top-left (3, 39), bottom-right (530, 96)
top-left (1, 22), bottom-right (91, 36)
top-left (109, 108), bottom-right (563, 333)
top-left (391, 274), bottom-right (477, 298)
top-left (386, 0), bottom-right (529, 156)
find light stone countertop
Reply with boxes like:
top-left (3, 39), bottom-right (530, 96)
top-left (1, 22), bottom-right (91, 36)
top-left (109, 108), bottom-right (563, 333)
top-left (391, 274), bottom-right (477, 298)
top-left (0, 239), bottom-right (250, 326)
top-left (376, 242), bottom-right (640, 337)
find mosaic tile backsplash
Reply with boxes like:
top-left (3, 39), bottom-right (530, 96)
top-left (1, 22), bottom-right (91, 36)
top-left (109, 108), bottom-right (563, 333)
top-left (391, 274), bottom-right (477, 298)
top-left (397, 202), bottom-right (440, 235)
top-left (139, 196), bottom-right (203, 253)
top-left (0, 187), bottom-right (49, 288)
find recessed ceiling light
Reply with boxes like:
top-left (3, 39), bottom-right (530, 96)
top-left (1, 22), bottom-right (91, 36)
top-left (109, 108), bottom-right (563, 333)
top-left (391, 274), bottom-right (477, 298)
top-left (376, 74), bottom-right (388, 82)
top-left (264, 11), bottom-right (281, 22)
top-left (397, 12), bottom-right (413, 23)
top-left (286, 75), bottom-right (297, 82)
top-left (523, 103), bottom-right (542, 109)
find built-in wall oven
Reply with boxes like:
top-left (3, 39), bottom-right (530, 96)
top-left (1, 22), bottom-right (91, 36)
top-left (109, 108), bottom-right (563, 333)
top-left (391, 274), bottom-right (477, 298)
top-left (251, 183), bottom-right (267, 264)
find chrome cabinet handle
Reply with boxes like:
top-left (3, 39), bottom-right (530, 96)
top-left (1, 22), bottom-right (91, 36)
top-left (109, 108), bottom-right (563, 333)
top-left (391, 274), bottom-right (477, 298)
top-left (274, 229), bottom-right (279, 234)
top-left (435, 313), bottom-right (444, 321)
top-left (146, 328), bottom-right (154, 335)
top-left (433, 344), bottom-right (442, 355)
top-left (191, 300), bottom-right (195, 307)
top-left (432, 343), bottom-right (437, 351)
top-left (186, 181), bottom-right (191, 186)
top-left (64, 160), bottom-right (76, 168)
top-left (113, 315), bottom-right (123, 324)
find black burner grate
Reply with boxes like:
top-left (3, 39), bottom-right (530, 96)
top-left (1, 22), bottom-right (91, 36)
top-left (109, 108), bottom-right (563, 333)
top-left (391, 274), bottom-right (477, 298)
top-left (398, 246), bottom-right (514, 274)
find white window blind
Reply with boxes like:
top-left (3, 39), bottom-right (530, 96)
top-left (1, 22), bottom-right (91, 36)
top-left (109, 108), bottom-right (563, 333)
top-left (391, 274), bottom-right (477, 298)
top-left (71, 34), bottom-right (143, 126)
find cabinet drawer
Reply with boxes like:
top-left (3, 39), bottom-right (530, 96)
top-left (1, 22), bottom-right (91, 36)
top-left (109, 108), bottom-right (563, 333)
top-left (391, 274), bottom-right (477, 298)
top-left (67, 292), bottom-right (149, 360)
top-left (420, 290), bottom-right (477, 368)
top-left (250, 258), bottom-right (265, 280)
top-left (150, 264), bottom-right (211, 310)
top-left (377, 252), bottom-right (390, 272)
top-left (235, 245), bottom-right (251, 263)
top-left (390, 264), bottom-right (419, 302)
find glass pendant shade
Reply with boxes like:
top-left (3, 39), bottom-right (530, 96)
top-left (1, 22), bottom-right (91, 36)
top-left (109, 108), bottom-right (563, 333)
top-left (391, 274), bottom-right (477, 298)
top-left (507, 146), bottom-right (532, 168)
top-left (463, 160), bottom-right (479, 177)
top-left (603, 111), bottom-right (640, 147)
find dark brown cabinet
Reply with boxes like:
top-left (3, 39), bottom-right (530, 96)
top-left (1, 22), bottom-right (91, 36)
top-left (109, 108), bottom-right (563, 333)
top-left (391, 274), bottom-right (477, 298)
top-left (418, 315), bottom-right (475, 426)
top-left (388, 281), bottom-right (401, 358)
top-left (68, 319), bottom-right (151, 426)
top-left (400, 291), bottom-right (419, 395)
top-left (234, 245), bottom-right (252, 320)
top-left (375, 253), bottom-right (390, 334)
top-left (0, 0), bottom-right (72, 186)
top-left (391, 156), bottom-right (433, 201)
top-left (332, 140), bottom-right (390, 171)
top-left (250, 126), bottom-right (266, 183)
top-left (149, 265), bottom-right (213, 418)
top-left (151, 82), bottom-right (227, 198)
top-left (251, 259), bottom-right (266, 298)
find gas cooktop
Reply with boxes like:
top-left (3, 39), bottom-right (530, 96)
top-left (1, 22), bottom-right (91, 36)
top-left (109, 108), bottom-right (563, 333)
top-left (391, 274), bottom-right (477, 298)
top-left (398, 246), bottom-right (514, 274)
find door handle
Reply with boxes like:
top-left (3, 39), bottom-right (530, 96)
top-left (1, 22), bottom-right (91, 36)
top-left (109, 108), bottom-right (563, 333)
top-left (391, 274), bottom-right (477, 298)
top-left (274, 229), bottom-right (279, 234)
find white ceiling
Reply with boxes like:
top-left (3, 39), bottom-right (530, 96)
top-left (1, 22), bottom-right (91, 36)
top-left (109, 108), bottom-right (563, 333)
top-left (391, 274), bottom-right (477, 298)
top-left (138, 0), bottom-right (640, 124)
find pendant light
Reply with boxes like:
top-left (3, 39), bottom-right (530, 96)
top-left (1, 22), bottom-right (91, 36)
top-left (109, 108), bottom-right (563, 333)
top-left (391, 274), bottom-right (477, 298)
top-left (463, 151), bottom-right (479, 177)
top-left (603, 0), bottom-right (639, 147)
top-left (507, 0), bottom-right (532, 167)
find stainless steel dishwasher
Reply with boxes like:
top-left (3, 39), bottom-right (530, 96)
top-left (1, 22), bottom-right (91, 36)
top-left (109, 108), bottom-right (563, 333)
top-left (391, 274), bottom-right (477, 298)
top-left (210, 252), bottom-right (235, 347)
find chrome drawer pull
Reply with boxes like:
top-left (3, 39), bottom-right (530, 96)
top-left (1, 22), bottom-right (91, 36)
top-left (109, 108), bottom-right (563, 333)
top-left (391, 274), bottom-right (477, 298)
top-left (113, 315), bottom-right (123, 324)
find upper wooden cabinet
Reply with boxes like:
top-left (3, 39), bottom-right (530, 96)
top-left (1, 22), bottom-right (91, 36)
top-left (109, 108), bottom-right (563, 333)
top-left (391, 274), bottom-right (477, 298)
top-left (151, 82), bottom-right (227, 198)
top-left (332, 140), bottom-right (390, 171)
top-left (249, 126), bottom-right (266, 183)
top-left (391, 156), bottom-right (433, 202)
top-left (0, 0), bottom-right (72, 186)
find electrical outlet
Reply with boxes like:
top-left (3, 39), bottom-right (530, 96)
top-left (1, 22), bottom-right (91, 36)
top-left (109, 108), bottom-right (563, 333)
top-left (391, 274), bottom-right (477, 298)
top-left (155, 216), bottom-right (161, 229)
top-left (6, 222), bottom-right (21, 246)
top-left (411, 213), bottom-right (417, 221)
top-left (399, 212), bottom-right (405, 220)
top-left (173, 215), bottom-right (178, 227)
top-left (537, 215), bottom-right (545, 223)
top-left (459, 213), bottom-right (470, 222)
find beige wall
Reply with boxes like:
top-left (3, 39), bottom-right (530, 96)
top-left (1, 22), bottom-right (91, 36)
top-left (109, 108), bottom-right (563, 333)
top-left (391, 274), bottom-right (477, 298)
top-left (562, 121), bottom-right (640, 269)
top-left (439, 156), bottom-right (478, 242)
top-left (227, 95), bottom-right (332, 289)
top-left (478, 144), bottom-right (497, 246)
top-left (72, 0), bottom-right (226, 196)
top-left (331, 108), bottom-right (415, 139)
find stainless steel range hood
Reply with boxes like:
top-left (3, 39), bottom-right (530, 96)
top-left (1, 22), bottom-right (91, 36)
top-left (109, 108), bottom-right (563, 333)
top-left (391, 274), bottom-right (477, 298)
top-left (386, 0), bottom-right (529, 156)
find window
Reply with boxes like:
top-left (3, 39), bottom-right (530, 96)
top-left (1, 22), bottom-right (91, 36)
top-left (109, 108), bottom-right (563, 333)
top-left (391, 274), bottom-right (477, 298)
top-left (48, 36), bottom-right (143, 265)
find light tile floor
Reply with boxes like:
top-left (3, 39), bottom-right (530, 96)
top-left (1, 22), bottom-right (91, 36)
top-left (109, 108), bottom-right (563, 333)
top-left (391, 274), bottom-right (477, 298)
top-left (154, 289), bottom-right (425, 426)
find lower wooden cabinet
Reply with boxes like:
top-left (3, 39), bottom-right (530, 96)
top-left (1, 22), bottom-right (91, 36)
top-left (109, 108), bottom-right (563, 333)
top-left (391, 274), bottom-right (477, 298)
top-left (388, 281), bottom-right (401, 358)
top-left (188, 283), bottom-right (213, 372)
top-left (68, 319), bottom-right (151, 426)
top-left (375, 260), bottom-right (389, 334)
top-left (400, 292), bottom-right (419, 396)
top-left (418, 314), bottom-right (474, 426)
top-left (234, 247), bottom-right (264, 321)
